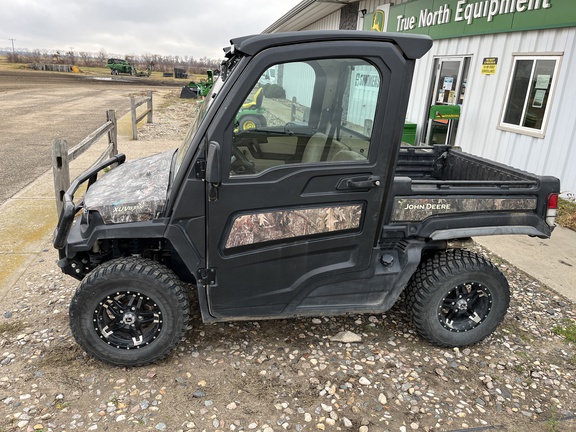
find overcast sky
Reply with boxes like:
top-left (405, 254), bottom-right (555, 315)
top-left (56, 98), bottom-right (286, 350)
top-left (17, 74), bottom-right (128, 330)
top-left (1, 0), bottom-right (303, 60)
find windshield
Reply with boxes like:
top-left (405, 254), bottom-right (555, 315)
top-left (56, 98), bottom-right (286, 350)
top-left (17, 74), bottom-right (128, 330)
top-left (173, 76), bottom-right (224, 175)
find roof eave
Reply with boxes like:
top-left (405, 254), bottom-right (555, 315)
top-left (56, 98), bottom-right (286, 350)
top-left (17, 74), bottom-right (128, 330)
top-left (262, 0), bottom-right (357, 34)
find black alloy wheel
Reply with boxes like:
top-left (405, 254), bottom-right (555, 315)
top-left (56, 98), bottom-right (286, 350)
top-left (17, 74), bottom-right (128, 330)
top-left (405, 249), bottom-right (510, 347)
top-left (69, 257), bottom-right (190, 366)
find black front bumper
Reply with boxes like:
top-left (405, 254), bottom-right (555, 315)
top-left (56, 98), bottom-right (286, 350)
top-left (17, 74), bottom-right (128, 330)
top-left (53, 154), bottom-right (126, 250)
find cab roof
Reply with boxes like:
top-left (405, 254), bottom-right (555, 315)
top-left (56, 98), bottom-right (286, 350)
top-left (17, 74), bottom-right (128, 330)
top-left (228, 30), bottom-right (432, 61)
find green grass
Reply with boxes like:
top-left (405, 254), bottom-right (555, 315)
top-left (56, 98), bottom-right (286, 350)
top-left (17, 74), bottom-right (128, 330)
top-left (557, 197), bottom-right (576, 231)
top-left (0, 55), bottom-right (202, 86)
top-left (545, 405), bottom-right (561, 432)
top-left (0, 320), bottom-right (26, 336)
top-left (552, 319), bottom-right (576, 343)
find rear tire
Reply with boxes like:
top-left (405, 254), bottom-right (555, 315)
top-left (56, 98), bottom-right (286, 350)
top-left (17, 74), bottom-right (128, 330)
top-left (238, 115), bottom-right (265, 130)
top-left (405, 249), bottom-right (510, 347)
top-left (69, 258), bottom-right (190, 367)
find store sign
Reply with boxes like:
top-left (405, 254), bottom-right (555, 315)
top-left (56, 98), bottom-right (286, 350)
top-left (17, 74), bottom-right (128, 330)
top-left (368, 4), bottom-right (391, 32)
top-left (389, 0), bottom-right (575, 39)
top-left (372, 10), bottom-right (386, 31)
top-left (481, 57), bottom-right (498, 74)
top-left (395, 0), bottom-right (551, 31)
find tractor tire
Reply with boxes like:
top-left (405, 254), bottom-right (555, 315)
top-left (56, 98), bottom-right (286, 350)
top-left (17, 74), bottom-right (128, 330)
top-left (238, 115), bottom-right (265, 131)
top-left (405, 249), bottom-right (510, 348)
top-left (69, 257), bottom-right (190, 367)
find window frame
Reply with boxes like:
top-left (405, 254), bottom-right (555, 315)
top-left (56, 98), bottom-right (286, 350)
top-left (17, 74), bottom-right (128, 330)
top-left (498, 53), bottom-right (563, 139)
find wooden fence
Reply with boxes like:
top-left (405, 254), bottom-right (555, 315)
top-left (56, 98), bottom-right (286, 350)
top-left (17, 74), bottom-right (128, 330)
top-left (52, 110), bottom-right (118, 215)
top-left (131, 91), bottom-right (153, 140)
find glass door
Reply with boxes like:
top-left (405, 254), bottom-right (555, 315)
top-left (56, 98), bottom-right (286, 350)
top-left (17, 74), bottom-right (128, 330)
top-left (422, 56), bottom-right (470, 145)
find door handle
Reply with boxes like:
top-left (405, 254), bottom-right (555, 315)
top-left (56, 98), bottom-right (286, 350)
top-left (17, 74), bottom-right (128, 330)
top-left (340, 175), bottom-right (381, 189)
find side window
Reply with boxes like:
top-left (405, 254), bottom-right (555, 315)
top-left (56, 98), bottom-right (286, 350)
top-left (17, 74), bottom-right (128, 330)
top-left (231, 59), bottom-right (380, 177)
top-left (237, 63), bottom-right (314, 131)
top-left (500, 55), bottom-right (561, 138)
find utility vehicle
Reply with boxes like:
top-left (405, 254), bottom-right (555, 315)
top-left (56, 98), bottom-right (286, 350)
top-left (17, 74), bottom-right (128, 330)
top-left (54, 31), bottom-right (560, 366)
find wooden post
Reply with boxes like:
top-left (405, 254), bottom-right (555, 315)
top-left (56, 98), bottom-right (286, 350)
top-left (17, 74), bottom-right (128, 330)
top-left (364, 119), bottom-right (373, 137)
top-left (52, 138), bottom-right (70, 216)
top-left (131, 93), bottom-right (153, 140)
top-left (107, 109), bottom-right (118, 157)
top-left (291, 97), bottom-right (297, 122)
top-left (131, 96), bottom-right (138, 140)
top-left (147, 91), bottom-right (153, 124)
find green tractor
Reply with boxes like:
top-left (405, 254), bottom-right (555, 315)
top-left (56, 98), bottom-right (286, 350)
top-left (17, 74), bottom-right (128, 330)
top-left (106, 59), bottom-right (152, 77)
top-left (106, 58), bottom-right (135, 75)
top-left (235, 87), bottom-right (267, 130)
top-left (182, 70), bottom-right (216, 98)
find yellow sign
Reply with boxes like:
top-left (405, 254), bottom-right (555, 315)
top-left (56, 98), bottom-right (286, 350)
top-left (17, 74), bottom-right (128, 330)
top-left (372, 10), bottom-right (385, 32)
top-left (481, 57), bottom-right (498, 75)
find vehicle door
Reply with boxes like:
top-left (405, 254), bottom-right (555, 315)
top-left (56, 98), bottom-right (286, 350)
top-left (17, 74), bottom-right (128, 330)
top-left (203, 41), bottom-right (409, 318)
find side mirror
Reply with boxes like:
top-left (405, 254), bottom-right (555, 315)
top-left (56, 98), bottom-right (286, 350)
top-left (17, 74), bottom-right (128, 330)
top-left (206, 141), bottom-right (221, 185)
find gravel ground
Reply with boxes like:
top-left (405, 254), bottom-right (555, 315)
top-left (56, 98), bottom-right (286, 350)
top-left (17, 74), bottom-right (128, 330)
top-left (1, 93), bottom-right (575, 432)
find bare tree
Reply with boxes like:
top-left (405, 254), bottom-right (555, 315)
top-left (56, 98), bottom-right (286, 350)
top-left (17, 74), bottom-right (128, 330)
top-left (4, 44), bottom-right (221, 73)
top-left (97, 49), bottom-right (107, 66)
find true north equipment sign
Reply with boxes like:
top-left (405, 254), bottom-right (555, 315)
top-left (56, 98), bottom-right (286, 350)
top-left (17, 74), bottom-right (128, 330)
top-left (387, 0), bottom-right (574, 39)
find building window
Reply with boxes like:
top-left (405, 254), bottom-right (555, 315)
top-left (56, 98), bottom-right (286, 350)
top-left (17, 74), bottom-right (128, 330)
top-left (500, 55), bottom-right (561, 137)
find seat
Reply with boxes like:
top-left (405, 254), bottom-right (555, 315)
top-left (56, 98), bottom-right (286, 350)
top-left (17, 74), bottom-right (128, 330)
top-left (242, 88), bottom-right (264, 110)
top-left (302, 133), bottom-right (360, 163)
top-left (301, 133), bottom-right (327, 163)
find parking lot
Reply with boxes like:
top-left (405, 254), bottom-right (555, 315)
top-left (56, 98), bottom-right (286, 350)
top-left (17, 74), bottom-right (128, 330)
top-left (0, 70), bottom-right (173, 203)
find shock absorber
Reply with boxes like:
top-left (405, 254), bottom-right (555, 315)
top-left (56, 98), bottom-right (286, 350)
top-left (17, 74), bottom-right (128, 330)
top-left (128, 239), bottom-right (143, 256)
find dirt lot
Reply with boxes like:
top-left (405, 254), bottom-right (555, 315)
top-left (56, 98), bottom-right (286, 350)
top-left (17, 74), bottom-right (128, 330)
top-left (0, 70), bottom-right (180, 204)
top-left (0, 74), bottom-right (575, 432)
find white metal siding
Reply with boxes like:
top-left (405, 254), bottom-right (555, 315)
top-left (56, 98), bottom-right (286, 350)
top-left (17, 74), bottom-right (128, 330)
top-left (301, 10), bottom-right (341, 31)
top-left (406, 27), bottom-right (576, 194)
top-left (282, 63), bottom-right (316, 107)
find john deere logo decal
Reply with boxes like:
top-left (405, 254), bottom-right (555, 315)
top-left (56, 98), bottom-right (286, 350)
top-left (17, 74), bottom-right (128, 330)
top-left (372, 10), bottom-right (385, 32)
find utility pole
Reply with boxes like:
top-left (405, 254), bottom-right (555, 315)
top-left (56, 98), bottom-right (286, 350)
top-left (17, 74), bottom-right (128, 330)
top-left (9, 38), bottom-right (16, 54)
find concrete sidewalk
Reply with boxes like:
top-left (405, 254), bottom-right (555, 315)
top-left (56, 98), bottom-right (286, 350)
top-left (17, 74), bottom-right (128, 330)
top-left (0, 91), bottom-right (181, 301)
top-left (476, 225), bottom-right (576, 302)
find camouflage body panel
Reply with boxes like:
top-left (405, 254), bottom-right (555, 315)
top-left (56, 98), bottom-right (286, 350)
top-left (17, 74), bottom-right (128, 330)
top-left (84, 150), bottom-right (175, 224)
top-left (225, 204), bottom-right (363, 249)
top-left (392, 197), bottom-right (537, 222)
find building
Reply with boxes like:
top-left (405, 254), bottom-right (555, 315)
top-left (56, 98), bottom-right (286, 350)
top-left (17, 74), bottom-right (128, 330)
top-left (264, 0), bottom-right (576, 196)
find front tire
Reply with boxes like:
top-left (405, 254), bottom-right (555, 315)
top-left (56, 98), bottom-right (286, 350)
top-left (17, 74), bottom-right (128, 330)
top-left (69, 258), bottom-right (190, 367)
top-left (405, 249), bottom-right (510, 348)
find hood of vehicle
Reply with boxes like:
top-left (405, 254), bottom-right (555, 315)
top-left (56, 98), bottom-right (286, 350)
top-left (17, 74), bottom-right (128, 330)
top-left (83, 150), bottom-right (175, 224)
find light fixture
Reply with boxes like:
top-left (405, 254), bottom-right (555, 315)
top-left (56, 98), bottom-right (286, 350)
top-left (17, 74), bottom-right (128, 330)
top-left (360, 9), bottom-right (367, 17)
